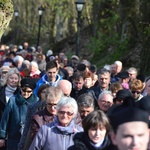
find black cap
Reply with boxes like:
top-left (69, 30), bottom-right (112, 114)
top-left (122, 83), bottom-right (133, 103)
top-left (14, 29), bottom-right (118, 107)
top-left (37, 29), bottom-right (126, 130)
top-left (116, 89), bottom-right (132, 100)
top-left (109, 107), bottom-right (149, 132)
top-left (21, 78), bottom-right (36, 90)
top-left (117, 71), bottom-right (129, 79)
top-left (77, 64), bottom-right (86, 71)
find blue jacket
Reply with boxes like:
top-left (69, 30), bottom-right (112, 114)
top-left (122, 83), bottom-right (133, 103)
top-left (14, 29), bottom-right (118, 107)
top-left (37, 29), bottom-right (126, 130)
top-left (0, 93), bottom-right (38, 150)
top-left (34, 74), bottom-right (62, 95)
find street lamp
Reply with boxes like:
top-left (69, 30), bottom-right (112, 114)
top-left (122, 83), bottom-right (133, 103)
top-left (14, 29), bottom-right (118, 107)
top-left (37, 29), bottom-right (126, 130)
top-left (36, 5), bottom-right (44, 50)
top-left (14, 10), bottom-right (19, 44)
top-left (75, 0), bottom-right (85, 56)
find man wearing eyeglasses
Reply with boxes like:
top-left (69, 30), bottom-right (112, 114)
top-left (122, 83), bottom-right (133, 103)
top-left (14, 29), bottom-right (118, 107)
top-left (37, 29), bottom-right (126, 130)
top-left (97, 91), bottom-right (113, 113)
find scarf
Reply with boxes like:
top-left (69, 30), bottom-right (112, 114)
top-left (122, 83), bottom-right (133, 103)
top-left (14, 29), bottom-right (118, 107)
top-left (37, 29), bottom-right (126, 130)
top-left (5, 84), bottom-right (17, 103)
top-left (53, 117), bottom-right (78, 135)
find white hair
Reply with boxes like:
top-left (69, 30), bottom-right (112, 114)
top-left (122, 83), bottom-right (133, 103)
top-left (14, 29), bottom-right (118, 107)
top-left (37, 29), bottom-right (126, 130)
top-left (128, 67), bottom-right (138, 75)
top-left (114, 61), bottom-right (122, 66)
top-left (98, 90), bottom-right (113, 101)
top-left (30, 61), bottom-right (39, 69)
top-left (56, 97), bottom-right (78, 117)
top-left (13, 55), bottom-right (24, 63)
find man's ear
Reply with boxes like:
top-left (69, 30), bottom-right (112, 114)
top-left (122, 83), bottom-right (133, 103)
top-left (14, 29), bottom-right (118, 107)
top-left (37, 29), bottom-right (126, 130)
top-left (109, 131), bottom-right (117, 145)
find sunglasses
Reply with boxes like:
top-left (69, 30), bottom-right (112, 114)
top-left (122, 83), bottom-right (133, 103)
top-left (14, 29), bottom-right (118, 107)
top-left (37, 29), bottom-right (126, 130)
top-left (21, 89), bottom-right (33, 93)
top-left (131, 91), bottom-right (141, 94)
top-left (58, 111), bottom-right (74, 116)
top-left (46, 103), bottom-right (57, 109)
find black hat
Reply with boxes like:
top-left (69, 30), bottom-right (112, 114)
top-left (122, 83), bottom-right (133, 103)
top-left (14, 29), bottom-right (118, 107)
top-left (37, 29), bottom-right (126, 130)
top-left (116, 89), bottom-right (132, 100)
top-left (21, 78), bottom-right (36, 90)
top-left (117, 71), bottom-right (129, 79)
top-left (136, 96), bottom-right (150, 114)
top-left (77, 64), bottom-right (86, 72)
top-left (109, 106), bottom-right (149, 132)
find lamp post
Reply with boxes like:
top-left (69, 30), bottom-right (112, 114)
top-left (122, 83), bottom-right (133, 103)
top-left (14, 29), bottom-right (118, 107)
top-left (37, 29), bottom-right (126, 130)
top-left (75, 0), bottom-right (85, 56)
top-left (14, 10), bottom-right (19, 44)
top-left (36, 5), bottom-right (44, 50)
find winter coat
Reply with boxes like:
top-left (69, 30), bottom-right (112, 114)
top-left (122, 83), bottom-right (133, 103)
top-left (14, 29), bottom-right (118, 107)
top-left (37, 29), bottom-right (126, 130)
top-left (0, 85), bottom-right (20, 120)
top-left (18, 100), bottom-right (45, 150)
top-left (34, 74), bottom-right (62, 95)
top-left (0, 93), bottom-right (38, 150)
top-left (29, 117), bottom-right (83, 150)
top-left (72, 132), bottom-right (111, 150)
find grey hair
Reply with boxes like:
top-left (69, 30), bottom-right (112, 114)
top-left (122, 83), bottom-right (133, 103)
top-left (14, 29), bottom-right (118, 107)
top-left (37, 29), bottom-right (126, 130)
top-left (13, 55), bottom-right (24, 63)
top-left (98, 68), bottom-right (110, 77)
top-left (128, 67), bottom-right (138, 75)
top-left (30, 61), bottom-right (39, 70)
top-left (98, 90), bottom-right (113, 101)
top-left (56, 97), bottom-right (78, 117)
top-left (77, 93), bottom-right (94, 108)
top-left (114, 61), bottom-right (122, 66)
top-left (1, 68), bottom-right (21, 86)
top-left (45, 86), bottom-right (63, 101)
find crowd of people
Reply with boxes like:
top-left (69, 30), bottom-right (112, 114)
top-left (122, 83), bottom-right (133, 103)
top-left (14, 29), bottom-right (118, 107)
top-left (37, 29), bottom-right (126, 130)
top-left (0, 42), bottom-right (150, 150)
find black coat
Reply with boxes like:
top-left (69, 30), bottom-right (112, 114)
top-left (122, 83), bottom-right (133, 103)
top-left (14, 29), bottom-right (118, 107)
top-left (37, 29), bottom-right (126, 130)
top-left (0, 86), bottom-right (20, 120)
top-left (71, 132), bottom-right (111, 150)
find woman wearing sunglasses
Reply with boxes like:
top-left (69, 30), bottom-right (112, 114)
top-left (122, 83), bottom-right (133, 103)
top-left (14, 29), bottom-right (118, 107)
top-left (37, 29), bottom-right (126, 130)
top-left (129, 79), bottom-right (144, 102)
top-left (29, 96), bottom-right (83, 150)
top-left (0, 78), bottom-right (38, 150)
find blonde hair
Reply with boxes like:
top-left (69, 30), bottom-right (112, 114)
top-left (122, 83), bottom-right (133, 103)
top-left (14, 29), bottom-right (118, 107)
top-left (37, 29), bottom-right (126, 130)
top-left (1, 68), bottom-right (21, 86)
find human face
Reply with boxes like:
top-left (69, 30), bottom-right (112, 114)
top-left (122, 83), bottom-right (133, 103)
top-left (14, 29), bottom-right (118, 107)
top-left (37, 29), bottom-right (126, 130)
top-left (40, 89), bottom-right (47, 101)
top-left (131, 90), bottom-right (141, 99)
top-left (98, 94), bottom-right (113, 112)
top-left (46, 68), bottom-right (58, 82)
top-left (30, 64), bottom-right (37, 72)
top-left (116, 65), bottom-right (122, 73)
top-left (111, 64), bottom-right (117, 75)
top-left (128, 72), bottom-right (137, 81)
top-left (73, 78), bottom-right (84, 91)
top-left (57, 105), bottom-right (74, 127)
top-left (46, 98), bottom-right (58, 115)
top-left (7, 73), bottom-right (19, 88)
top-left (111, 122), bottom-right (149, 150)
top-left (21, 87), bottom-right (33, 99)
top-left (84, 77), bottom-right (93, 88)
top-left (79, 106), bottom-right (94, 119)
top-left (88, 126), bottom-right (107, 144)
top-left (146, 80), bottom-right (150, 96)
top-left (98, 73), bottom-right (110, 90)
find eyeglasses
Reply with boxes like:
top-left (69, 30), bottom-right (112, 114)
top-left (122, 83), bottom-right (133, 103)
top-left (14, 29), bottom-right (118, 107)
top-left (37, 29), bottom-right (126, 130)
top-left (21, 89), bottom-right (33, 93)
top-left (100, 100), bottom-right (112, 105)
top-left (41, 91), bottom-right (46, 94)
top-left (58, 111), bottom-right (74, 116)
top-left (131, 91), bottom-right (141, 94)
top-left (46, 103), bottom-right (57, 109)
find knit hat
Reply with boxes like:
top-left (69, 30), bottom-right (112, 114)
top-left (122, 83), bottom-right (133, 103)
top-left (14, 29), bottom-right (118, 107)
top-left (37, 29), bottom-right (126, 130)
top-left (109, 106), bottom-right (149, 132)
top-left (21, 78), bottom-right (36, 90)
top-left (114, 89), bottom-right (132, 102)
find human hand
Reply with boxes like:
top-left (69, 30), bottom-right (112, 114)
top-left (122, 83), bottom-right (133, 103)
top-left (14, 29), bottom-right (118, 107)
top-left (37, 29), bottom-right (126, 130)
top-left (0, 139), bottom-right (5, 147)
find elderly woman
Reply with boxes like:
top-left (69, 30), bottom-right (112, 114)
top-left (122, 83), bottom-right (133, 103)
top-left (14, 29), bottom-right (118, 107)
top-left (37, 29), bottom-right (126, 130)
top-left (29, 61), bottom-right (41, 78)
top-left (23, 86), bottom-right (63, 150)
top-left (0, 68), bottom-right (21, 120)
top-left (29, 97), bottom-right (83, 150)
top-left (0, 78), bottom-right (38, 150)
top-left (73, 110), bottom-right (111, 150)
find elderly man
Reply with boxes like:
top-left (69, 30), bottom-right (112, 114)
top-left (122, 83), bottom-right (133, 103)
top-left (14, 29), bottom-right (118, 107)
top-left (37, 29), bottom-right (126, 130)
top-left (88, 68), bottom-right (111, 107)
top-left (57, 80), bottom-right (72, 96)
top-left (77, 93), bottom-right (94, 120)
top-left (97, 90), bottom-right (113, 113)
top-left (128, 67), bottom-right (138, 82)
top-left (114, 61), bottom-right (122, 74)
